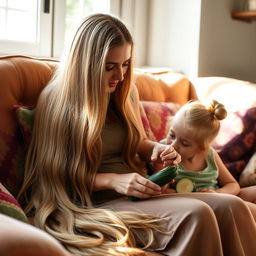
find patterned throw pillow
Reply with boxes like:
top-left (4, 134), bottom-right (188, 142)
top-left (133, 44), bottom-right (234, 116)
top-left (141, 101), bottom-right (180, 141)
top-left (0, 183), bottom-right (28, 222)
top-left (216, 107), bottom-right (256, 180)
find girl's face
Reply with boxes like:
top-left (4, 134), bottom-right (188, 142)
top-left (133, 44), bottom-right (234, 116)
top-left (104, 43), bottom-right (132, 93)
top-left (167, 120), bottom-right (202, 161)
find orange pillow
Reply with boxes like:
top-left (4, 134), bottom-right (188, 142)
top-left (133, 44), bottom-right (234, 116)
top-left (135, 71), bottom-right (197, 105)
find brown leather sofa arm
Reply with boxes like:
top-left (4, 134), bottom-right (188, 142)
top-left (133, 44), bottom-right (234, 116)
top-left (0, 214), bottom-right (72, 256)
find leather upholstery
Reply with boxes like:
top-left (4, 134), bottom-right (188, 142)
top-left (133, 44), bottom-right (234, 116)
top-left (0, 56), bottom-right (57, 195)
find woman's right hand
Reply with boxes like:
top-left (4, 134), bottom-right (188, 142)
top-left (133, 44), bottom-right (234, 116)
top-left (110, 173), bottom-right (162, 199)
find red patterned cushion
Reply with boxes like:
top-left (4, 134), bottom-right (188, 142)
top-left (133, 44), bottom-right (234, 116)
top-left (141, 101), bottom-right (180, 141)
top-left (215, 107), bottom-right (256, 180)
top-left (0, 183), bottom-right (27, 222)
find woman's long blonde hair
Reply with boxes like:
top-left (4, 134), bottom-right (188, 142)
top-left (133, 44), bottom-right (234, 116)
top-left (18, 14), bottom-right (166, 255)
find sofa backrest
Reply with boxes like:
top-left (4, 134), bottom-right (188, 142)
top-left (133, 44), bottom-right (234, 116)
top-left (0, 56), bottom-right (58, 195)
top-left (134, 71), bottom-right (197, 105)
top-left (0, 55), bottom-right (196, 196)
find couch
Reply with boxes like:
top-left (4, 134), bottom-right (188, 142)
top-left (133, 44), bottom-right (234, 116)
top-left (0, 55), bottom-right (255, 255)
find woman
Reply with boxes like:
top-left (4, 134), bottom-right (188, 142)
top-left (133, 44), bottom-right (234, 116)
top-left (18, 13), bottom-right (256, 256)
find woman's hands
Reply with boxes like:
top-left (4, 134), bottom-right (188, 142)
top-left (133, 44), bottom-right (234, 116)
top-left (109, 172), bottom-right (162, 199)
top-left (95, 142), bottom-right (181, 199)
top-left (151, 142), bottom-right (181, 168)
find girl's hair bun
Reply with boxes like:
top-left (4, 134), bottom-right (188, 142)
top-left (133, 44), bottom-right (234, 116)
top-left (210, 100), bottom-right (227, 120)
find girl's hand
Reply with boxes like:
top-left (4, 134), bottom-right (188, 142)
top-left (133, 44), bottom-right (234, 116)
top-left (110, 173), bottom-right (162, 199)
top-left (151, 143), bottom-right (181, 167)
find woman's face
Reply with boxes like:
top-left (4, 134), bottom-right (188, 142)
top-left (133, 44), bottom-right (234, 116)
top-left (104, 43), bottom-right (132, 93)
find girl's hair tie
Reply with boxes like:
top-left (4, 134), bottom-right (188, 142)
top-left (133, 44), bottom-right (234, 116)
top-left (208, 106), bottom-right (215, 113)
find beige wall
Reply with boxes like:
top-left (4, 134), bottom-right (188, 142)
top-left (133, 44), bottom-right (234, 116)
top-left (199, 0), bottom-right (256, 82)
top-left (147, 0), bottom-right (201, 78)
top-left (147, 0), bottom-right (256, 83)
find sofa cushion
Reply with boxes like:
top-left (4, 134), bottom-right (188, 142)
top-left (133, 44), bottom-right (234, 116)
top-left (141, 101), bottom-right (180, 141)
top-left (0, 183), bottom-right (27, 222)
top-left (216, 107), bottom-right (256, 180)
top-left (134, 70), bottom-right (198, 105)
top-left (191, 77), bottom-right (256, 112)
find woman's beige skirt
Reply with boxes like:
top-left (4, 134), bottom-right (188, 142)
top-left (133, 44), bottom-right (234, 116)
top-left (98, 193), bottom-right (256, 256)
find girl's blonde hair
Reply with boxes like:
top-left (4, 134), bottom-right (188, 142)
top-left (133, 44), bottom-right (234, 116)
top-left (173, 100), bottom-right (227, 150)
top-left (18, 14), bottom-right (166, 255)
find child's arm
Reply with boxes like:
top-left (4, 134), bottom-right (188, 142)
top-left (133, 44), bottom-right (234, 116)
top-left (214, 150), bottom-right (240, 195)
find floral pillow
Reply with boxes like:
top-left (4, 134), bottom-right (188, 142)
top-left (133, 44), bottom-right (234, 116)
top-left (239, 152), bottom-right (256, 187)
top-left (216, 107), bottom-right (256, 180)
top-left (0, 183), bottom-right (27, 222)
top-left (141, 101), bottom-right (180, 141)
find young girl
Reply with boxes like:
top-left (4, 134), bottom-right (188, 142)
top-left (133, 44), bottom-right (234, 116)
top-left (156, 100), bottom-right (256, 203)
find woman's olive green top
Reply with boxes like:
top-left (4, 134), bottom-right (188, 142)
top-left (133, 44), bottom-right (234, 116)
top-left (92, 121), bottom-right (146, 204)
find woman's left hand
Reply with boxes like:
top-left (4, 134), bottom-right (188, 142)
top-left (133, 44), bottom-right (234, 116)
top-left (151, 143), bottom-right (181, 167)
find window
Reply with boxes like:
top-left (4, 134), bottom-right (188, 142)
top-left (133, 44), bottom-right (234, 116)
top-left (0, 0), bottom-right (52, 57)
top-left (0, 0), bottom-right (38, 42)
top-left (0, 0), bottom-right (111, 58)
top-left (65, 0), bottom-right (110, 41)
top-left (64, 0), bottom-right (110, 51)
top-left (0, 0), bottom-right (147, 66)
